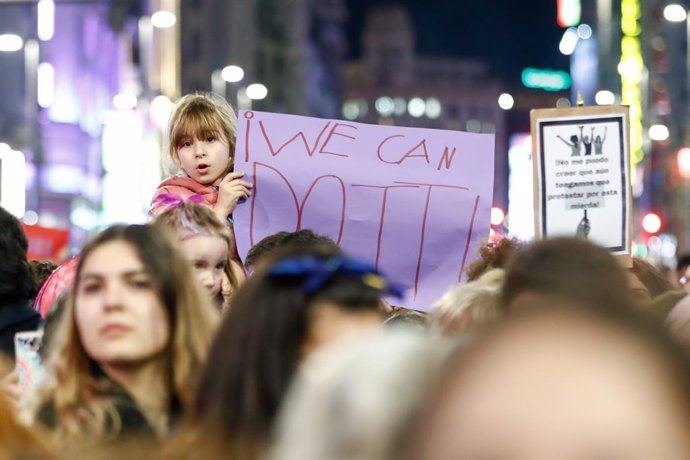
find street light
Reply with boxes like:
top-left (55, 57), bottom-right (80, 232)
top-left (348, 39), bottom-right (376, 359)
top-left (595, 90), bottom-right (615, 105)
top-left (642, 212), bottom-right (664, 235)
top-left (665, 5), bottom-right (690, 250)
top-left (246, 83), bottom-right (268, 100)
top-left (212, 65), bottom-right (245, 108)
top-left (221, 65), bottom-right (244, 83)
top-left (37, 62), bottom-right (54, 108)
top-left (37, 0), bottom-right (54, 41)
top-left (149, 94), bottom-right (173, 129)
top-left (559, 27), bottom-right (579, 55)
top-left (664, 4), bottom-right (690, 139)
top-left (234, 83), bottom-right (268, 111)
top-left (112, 93), bottom-right (138, 110)
top-left (664, 4), bottom-right (687, 22)
top-left (0, 34), bottom-right (23, 52)
top-left (0, 143), bottom-right (27, 218)
top-left (151, 10), bottom-right (176, 28)
top-left (498, 93), bottom-right (514, 110)
top-left (678, 147), bottom-right (690, 179)
top-left (3, 37), bottom-right (42, 213)
top-left (649, 124), bottom-right (670, 141)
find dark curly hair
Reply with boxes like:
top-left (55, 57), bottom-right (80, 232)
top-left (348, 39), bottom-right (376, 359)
top-left (466, 237), bottom-right (524, 282)
top-left (28, 259), bottom-right (58, 300)
top-left (0, 207), bottom-right (35, 305)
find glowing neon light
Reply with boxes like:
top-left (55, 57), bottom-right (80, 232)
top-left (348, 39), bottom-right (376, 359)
top-left (521, 68), bottom-right (572, 91)
top-left (37, 62), bottom-right (54, 108)
top-left (620, 0), bottom-right (644, 168)
top-left (37, 0), bottom-right (55, 41)
top-left (0, 144), bottom-right (26, 218)
top-left (557, 0), bottom-right (581, 27)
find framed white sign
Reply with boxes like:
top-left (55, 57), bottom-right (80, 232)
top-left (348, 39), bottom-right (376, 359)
top-left (531, 106), bottom-right (632, 264)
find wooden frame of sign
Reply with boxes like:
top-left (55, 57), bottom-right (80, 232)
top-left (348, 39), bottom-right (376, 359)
top-left (530, 105), bottom-right (632, 266)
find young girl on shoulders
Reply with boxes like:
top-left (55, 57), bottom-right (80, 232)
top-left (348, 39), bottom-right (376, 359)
top-left (150, 92), bottom-right (252, 223)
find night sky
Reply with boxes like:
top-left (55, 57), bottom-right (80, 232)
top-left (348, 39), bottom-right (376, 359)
top-left (345, 0), bottom-right (570, 83)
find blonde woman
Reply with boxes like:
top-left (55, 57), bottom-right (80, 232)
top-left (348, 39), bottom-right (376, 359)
top-left (32, 224), bottom-right (219, 449)
top-left (430, 268), bottom-right (504, 337)
top-left (271, 330), bottom-right (451, 460)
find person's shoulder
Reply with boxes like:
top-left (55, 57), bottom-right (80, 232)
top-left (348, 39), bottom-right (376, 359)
top-left (155, 177), bottom-right (192, 194)
top-left (0, 300), bottom-right (40, 355)
top-left (0, 300), bottom-right (39, 326)
top-left (150, 178), bottom-right (199, 216)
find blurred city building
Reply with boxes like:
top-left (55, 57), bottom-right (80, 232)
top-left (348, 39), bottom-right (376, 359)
top-left (571, 0), bottom-right (689, 259)
top-left (0, 0), bottom-right (178, 256)
top-left (639, 0), bottom-right (690, 258)
top-left (0, 0), bottom-right (347, 257)
top-left (557, 0), bottom-right (690, 261)
top-left (180, 0), bottom-right (347, 119)
top-left (5, 0), bottom-right (689, 264)
top-left (342, 5), bottom-right (565, 215)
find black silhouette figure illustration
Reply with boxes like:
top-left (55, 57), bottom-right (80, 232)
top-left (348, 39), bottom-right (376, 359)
top-left (556, 133), bottom-right (581, 156)
top-left (580, 125), bottom-right (594, 156)
top-left (575, 209), bottom-right (591, 239)
top-left (593, 126), bottom-right (607, 155)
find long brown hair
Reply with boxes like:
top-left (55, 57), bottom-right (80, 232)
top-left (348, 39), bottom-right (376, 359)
top-left (0, 361), bottom-right (54, 459)
top-left (34, 225), bottom-right (219, 445)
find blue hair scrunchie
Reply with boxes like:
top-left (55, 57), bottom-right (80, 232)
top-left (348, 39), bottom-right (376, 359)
top-left (265, 255), bottom-right (403, 298)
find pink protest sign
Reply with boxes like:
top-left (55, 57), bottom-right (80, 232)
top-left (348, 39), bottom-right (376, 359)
top-left (233, 110), bottom-right (495, 310)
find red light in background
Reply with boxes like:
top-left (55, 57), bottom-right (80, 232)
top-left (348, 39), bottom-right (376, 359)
top-left (642, 212), bottom-right (663, 235)
top-left (678, 148), bottom-right (690, 179)
top-left (557, 0), bottom-right (581, 27)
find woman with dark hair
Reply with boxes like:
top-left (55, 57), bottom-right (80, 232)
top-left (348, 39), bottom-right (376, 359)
top-left (0, 206), bottom-right (39, 357)
top-left (171, 245), bottom-right (401, 458)
top-left (32, 224), bottom-right (219, 450)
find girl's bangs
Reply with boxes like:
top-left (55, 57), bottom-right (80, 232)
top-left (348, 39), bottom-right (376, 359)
top-left (174, 111), bottom-right (224, 146)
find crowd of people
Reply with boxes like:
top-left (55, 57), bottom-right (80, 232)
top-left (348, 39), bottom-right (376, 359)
top-left (2, 92), bottom-right (690, 459)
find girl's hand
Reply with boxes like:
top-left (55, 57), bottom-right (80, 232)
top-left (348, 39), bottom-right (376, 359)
top-left (215, 171), bottom-right (253, 218)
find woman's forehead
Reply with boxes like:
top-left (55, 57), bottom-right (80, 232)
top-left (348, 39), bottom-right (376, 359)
top-left (79, 242), bottom-right (146, 277)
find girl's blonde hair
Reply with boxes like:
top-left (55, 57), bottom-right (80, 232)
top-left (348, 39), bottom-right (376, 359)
top-left (152, 201), bottom-right (230, 243)
top-left (33, 224), bottom-right (219, 446)
top-left (152, 201), bottom-right (238, 297)
top-left (430, 268), bottom-right (504, 336)
top-left (271, 330), bottom-right (453, 460)
top-left (167, 92), bottom-right (237, 164)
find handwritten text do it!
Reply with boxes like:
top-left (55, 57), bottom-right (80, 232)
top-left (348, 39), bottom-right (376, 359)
top-left (234, 110), bottom-right (495, 310)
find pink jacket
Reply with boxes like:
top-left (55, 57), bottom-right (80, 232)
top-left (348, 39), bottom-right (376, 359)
top-left (149, 176), bottom-right (218, 217)
top-left (149, 176), bottom-right (244, 266)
